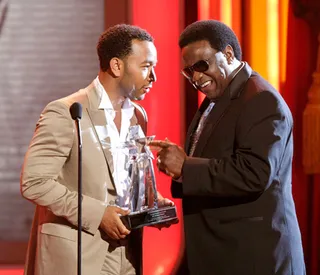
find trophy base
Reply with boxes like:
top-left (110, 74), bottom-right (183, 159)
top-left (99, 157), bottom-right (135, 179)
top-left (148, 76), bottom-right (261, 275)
top-left (120, 205), bottom-right (178, 230)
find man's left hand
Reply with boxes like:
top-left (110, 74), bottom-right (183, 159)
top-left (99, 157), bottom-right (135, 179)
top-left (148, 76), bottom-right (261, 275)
top-left (149, 196), bottom-right (178, 230)
top-left (157, 197), bottom-right (174, 208)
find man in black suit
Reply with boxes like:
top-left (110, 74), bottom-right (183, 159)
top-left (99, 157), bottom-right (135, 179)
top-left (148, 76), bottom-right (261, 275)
top-left (150, 20), bottom-right (305, 275)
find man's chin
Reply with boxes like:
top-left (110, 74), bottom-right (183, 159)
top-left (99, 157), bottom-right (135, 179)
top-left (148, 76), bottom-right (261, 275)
top-left (129, 94), bottom-right (145, 101)
top-left (136, 94), bottom-right (146, 100)
top-left (139, 94), bottom-right (146, 100)
top-left (206, 90), bottom-right (222, 101)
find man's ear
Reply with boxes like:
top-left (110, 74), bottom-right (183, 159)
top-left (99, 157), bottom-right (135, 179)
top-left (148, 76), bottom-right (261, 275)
top-left (109, 57), bottom-right (123, 77)
top-left (223, 45), bottom-right (235, 64)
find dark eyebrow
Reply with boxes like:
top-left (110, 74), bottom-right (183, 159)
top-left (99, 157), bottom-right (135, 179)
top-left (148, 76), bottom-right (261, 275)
top-left (141, 60), bottom-right (157, 66)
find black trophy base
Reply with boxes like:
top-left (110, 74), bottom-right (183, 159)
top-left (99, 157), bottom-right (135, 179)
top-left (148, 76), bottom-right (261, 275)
top-left (120, 205), bottom-right (178, 230)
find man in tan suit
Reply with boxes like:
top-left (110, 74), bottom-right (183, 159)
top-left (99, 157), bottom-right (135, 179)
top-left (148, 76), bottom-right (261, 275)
top-left (20, 24), bottom-right (172, 275)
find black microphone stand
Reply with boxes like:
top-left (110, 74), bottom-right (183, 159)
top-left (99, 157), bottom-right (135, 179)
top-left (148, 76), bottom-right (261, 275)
top-left (70, 103), bottom-right (83, 275)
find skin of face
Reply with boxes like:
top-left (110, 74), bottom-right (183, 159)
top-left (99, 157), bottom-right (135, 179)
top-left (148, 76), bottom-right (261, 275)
top-left (119, 39), bottom-right (158, 101)
top-left (181, 40), bottom-right (236, 101)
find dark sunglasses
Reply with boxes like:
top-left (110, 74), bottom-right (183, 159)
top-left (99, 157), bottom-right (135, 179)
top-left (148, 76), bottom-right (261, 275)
top-left (181, 60), bottom-right (209, 79)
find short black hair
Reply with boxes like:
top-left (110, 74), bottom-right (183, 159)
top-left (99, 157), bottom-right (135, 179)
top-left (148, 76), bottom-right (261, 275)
top-left (179, 20), bottom-right (242, 60)
top-left (97, 24), bottom-right (154, 72)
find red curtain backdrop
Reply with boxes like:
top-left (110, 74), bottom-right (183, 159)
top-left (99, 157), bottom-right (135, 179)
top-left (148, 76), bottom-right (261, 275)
top-left (282, 3), bottom-right (320, 274)
top-left (131, 1), bottom-right (183, 274)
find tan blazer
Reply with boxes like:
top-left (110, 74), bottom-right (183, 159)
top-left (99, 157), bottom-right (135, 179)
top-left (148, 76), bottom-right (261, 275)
top-left (20, 82), bottom-right (146, 275)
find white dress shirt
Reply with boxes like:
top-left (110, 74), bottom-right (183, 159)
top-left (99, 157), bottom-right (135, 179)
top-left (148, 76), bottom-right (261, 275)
top-left (94, 76), bottom-right (143, 205)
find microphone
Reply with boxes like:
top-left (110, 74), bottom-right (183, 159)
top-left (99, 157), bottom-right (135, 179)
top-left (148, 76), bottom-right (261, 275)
top-left (70, 102), bottom-right (82, 120)
top-left (70, 102), bottom-right (83, 275)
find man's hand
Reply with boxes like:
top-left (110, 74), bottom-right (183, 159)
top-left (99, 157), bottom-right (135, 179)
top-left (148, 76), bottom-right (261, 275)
top-left (149, 140), bottom-right (187, 179)
top-left (149, 195), bottom-right (178, 230)
top-left (156, 192), bottom-right (174, 208)
top-left (157, 197), bottom-right (174, 208)
top-left (100, 206), bottom-right (131, 240)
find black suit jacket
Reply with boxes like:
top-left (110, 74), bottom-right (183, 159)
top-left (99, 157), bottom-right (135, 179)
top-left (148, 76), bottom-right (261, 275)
top-left (172, 63), bottom-right (305, 275)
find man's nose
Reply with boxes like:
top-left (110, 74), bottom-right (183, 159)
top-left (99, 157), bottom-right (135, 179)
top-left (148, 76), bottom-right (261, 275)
top-left (192, 71), bottom-right (202, 83)
top-left (149, 67), bottom-right (157, 82)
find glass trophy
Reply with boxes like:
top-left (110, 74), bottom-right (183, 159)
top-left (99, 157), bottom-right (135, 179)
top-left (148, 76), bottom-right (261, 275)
top-left (118, 126), bottom-right (178, 230)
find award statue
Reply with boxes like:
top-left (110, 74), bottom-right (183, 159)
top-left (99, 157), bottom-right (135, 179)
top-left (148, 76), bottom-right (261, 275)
top-left (118, 126), bottom-right (178, 230)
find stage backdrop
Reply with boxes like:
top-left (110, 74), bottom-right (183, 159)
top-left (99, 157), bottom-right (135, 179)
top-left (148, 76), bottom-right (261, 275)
top-left (0, 0), bottom-right (104, 263)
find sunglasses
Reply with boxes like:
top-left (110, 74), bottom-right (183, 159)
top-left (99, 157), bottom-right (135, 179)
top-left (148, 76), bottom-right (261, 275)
top-left (181, 60), bottom-right (209, 79)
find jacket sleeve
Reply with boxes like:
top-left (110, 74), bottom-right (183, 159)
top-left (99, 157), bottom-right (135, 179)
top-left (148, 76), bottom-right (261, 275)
top-left (181, 91), bottom-right (293, 198)
top-left (20, 100), bottom-right (105, 235)
top-left (171, 179), bottom-right (183, 198)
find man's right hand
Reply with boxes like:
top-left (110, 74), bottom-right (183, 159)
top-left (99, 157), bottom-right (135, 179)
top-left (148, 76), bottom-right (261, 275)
top-left (100, 206), bottom-right (131, 240)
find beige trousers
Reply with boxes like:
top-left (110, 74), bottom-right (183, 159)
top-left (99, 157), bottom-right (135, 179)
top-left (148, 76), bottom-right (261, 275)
top-left (100, 235), bottom-right (137, 275)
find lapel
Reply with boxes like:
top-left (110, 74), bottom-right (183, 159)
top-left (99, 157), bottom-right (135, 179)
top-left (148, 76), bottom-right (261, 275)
top-left (185, 98), bottom-right (210, 152)
top-left (191, 63), bottom-right (252, 157)
top-left (86, 84), bottom-right (116, 177)
top-left (86, 83), bottom-right (139, 178)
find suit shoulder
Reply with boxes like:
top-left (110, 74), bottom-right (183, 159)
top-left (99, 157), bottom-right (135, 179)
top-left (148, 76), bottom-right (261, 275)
top-left (242, 73), bottom-right (293, 124)
top-left (60, 88), bottom-right (89, 107)
top-left (243, 72), bottom-right (277, 97)
top-left (45, 85), bottom-right (91, 113)
top-left (244, 73), bottom-right (287, 107)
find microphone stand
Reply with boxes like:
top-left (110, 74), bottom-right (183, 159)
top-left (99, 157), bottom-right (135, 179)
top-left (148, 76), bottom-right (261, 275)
top-left (70, 102), bottom-right (83, 275)
top-left (75, 116), bottom-right (82, 275)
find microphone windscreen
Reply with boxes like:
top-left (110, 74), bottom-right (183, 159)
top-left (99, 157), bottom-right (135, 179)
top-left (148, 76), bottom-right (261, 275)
top-left (70, 102), bottom-right (82, 120)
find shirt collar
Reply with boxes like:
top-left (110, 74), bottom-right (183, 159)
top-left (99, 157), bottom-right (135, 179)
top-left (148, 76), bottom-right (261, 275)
top-left (94, 76), bottom-right (134, 113)
top-left (231, 61), bottom-right (245, 80)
